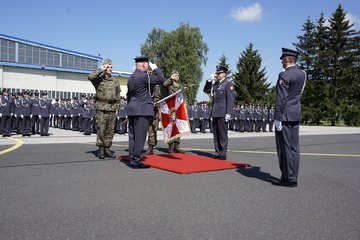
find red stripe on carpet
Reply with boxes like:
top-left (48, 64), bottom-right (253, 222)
top-left (119, 153), bottom-right (250, 174)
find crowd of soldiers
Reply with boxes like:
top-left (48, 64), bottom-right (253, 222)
top-left (0, 88), bottom-right (129, 137)
top-left (188, 101), bottom-right (275, 133)
top-left (1, 88), bottom-right (275, 137)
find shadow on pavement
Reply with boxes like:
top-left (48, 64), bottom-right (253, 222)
top-left (236, 166), bottom-right (279, 183)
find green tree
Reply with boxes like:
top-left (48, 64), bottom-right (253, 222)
top-left (295, 17), bottom-right (317, 124)
top-left (326, 4), bottom-right (358, 126)
top-left (232, 43), bottom-right (270, 105)
top-left (140, 23), bottom-right (208, 103)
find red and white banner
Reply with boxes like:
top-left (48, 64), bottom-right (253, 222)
top-left (159, 92), bottom-right (190, 143)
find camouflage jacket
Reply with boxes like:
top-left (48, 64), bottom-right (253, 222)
top-left (88, 69), bottom-right (121, 111)
top-left (163, 78), bottom-right (182, 95)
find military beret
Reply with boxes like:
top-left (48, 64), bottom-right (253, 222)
top-left (134, 56), bottom-right (149, 63)
top-left (280, 48), bottom-right (299, 59)
top-left (102, 58), bottom-right (112, 65)
top-left (215, 65), bottom-right (228, 74)
top-left (23, 90), bottom-right (30, 95)
top-left (1, 88), bottom-right (8, 93)
top-left (34, 92), bottom-right (39, 96)
top-left (73, 96), bottom-right (78, 100)
top-left (41, 91), bottom-right (48, 96)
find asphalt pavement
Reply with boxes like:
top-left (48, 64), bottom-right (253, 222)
top-left (0, 126), bottom-right (359, 240)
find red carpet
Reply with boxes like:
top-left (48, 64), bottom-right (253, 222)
top-left (119, 153), bottom-right (250, 174)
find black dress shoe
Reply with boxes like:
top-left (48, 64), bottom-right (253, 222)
top-left (271, 180), bottom-right (297, 188)
top-left (130, 161), bottom-right (150, 169)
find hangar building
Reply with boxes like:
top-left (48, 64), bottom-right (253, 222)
top-left (0, 33), bottom-right (130, 99)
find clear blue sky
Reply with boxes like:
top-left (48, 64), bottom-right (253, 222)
top-left (1, 0), bottom-right (359, 101)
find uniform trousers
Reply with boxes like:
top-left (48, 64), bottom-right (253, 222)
top-left (128, 116), bottom-right (152, 161)
top-left (95, 110), bottom-right (116, 147)
top-left (39, 117), bottom-right (50, 135)
top-left (275, 121), bottom-right (300, 183)
top-left (22, 116), bottom-right (32, 135)
top-left (0, 115), bottom-right (11, 135)
top-left (212, 117), bottom-right (229, 159)
top-left (82, 118), bottom-right (92, 135)
top-left (147, 107), bottom-right (160, 147)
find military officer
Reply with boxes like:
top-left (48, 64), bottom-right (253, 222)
top-left (203, 65), bottom-right (235, 160)
top-left (21, 90), bottom-right (32, 136)
top-left (162, 70), bottom-right (186, 154)
top-left (117, 97), bottom-right (128, 134)
top-left (31, 92), bottom-right (40, 134)
top-left (80, 97), bottom-right (94, 135)
top-left (268, 106), bottom-right (275, 132)
top-left (126, 56), bottom-right (164, 168)
top-left (272, 48), bottom-right (307, 188)
top-left (39, 91), bottom-right (51, 136)
top-left (71, 97), bottom-right (80, 131)
top-left (0, 89), bottom-right (13, 137)
top-left (262, 105), bottom-right (269, 132)
top-left (88, 58), bottom-right (121, 159)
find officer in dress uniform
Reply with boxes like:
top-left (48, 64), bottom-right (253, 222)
top-left (262, 105), bottom-right (268, 132)
top-left (71, 97), bottom-right (80, 131)
top-left (203, 65), bottom-right (236, 160)
top-left (272, 48), bottom-right (307, 188)
top-left (80, 97), bottom-right (94, 135)
top-left (39, 91), bottom-right (51, 136)
top-left (238, 104), bottom-right (246, 132)
top-left (204, 102), bottom-right (212, 133)
top-left (268, 106), bottom-right (275, 132)
top-left (13, 93), bottom-right (23, 134)
top-left (21, 90), bottom-right (32, 136)
top-left (200, 102), bottom-right (207, 133)
top-left (189, 101), bottom-right (199, 133)
top-left (117, 98), bottom-right (128, 134)
top-left (88, 59), bottom-right (121, 159)
top-left (126, 56), bottom-right (164, 168)
top-left (0, 89), bottom-right (13, 137)
top-left (31, 92), bottom-right (40, 135)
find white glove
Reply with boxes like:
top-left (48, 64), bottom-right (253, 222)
top-left (210, 72), bottom-right (216, 80)
top-left (275, 120), bottom-right (282, 131)
top-left (225, 114), bottom-right (231, 122)
top-left (189, 118), bottom-right (193, 121)
top-left (0, 113), bottom-right (2, 117)
top-left (20, 114), bottom-right (24, 119)
top-left (39, 115), bottom-right (42, 119)
top-left (30, 114), bottom-right (33, 119)
top-left (71, 115), bottom-right (73, 117)
top-left (149, 62), bottom-right (158, 70)
top-left (14, 114), bottom-right (17, 118)
top-left (64, 115), bottom-right (67, 118)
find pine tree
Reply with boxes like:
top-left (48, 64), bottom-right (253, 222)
top-left (232, 43), bottom-right (269, 105)
top-left (294, 17), bottom-right (317, 124)
top-left (326, 4), bottom-right (358, 126)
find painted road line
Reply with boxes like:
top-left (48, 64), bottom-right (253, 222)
top-left (79, 143), bottom-right (360, 158)
top-left (0, 137), bottom-right (24, 155)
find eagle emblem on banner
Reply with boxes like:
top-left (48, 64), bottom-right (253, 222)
top-left (159, 92), bottom-right (190, 143)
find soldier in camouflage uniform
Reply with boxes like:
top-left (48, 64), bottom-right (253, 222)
top-left (144, 81), bottom-right (162, 155)
top-left (88, 59), bottom-right (121, 159)
top-left (163, 70), bottom-right (186, 154)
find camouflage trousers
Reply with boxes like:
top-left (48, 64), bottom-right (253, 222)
top-left (96, 110), bottom-right (116, 147)
top-left (147, 107), bottom-right (160, 147)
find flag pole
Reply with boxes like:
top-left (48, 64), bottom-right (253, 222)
top-left (119, 84), bottom-right (195, 125)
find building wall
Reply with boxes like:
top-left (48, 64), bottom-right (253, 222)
top-left (1, 65), bottom-right (129, 99)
